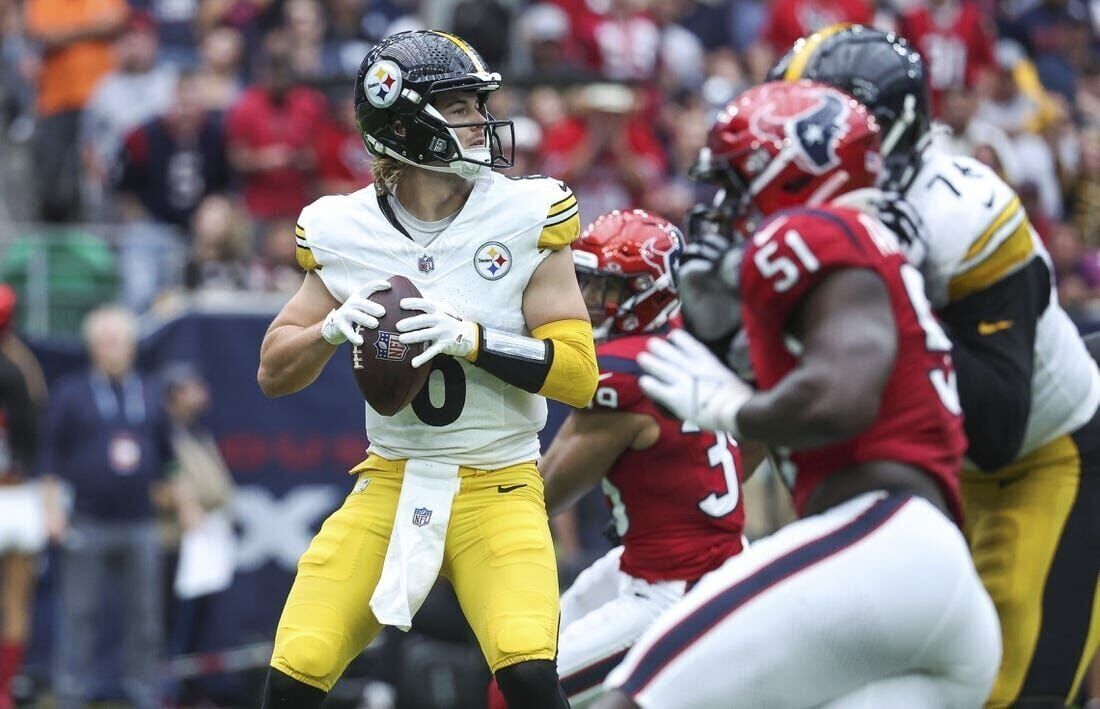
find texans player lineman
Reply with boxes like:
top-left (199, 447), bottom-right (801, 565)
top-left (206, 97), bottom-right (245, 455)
top-left (486, 210), bottom-right (750, 708)
top-left (256, 30), bottom-right (597, 707)
top-left (596, 81), bottom-right (1000, 708)
top-left (772, 25), bottom-right (1100, 707)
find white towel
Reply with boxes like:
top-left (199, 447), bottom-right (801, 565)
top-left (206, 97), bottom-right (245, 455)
top-left (370, 459), bottom-right (461, 631)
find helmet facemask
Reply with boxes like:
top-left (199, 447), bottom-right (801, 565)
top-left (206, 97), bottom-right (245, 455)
top-left (574, 252), bottom-right (678, 342)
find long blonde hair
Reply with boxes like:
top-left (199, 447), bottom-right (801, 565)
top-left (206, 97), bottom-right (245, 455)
top-left (372, 155), bottom-right (409, 196)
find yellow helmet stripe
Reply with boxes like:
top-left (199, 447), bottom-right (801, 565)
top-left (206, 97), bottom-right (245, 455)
top-left (783, 23), bottom-right (854, 81)
top-left (431, 30), bottom-right (486, 74)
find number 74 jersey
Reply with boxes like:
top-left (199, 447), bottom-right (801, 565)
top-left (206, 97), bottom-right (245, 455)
top-left (739, 205), bottom-right (967, 520)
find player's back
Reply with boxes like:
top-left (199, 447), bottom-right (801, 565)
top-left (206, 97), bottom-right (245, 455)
top-left (739, 204), bottom-right (966, 519)
top-left (593, 333), bottom-right (745, 583)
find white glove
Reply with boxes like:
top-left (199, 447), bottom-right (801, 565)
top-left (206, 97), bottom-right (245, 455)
top-left (396, 297), bottom-right (479, 368)
top-left (320, 280), bottom-right (390, 346)
top-left (638, 329), bottom-right (754, 435)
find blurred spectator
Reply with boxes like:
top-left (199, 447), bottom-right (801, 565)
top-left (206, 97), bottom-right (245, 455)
top-left (452, 0), bottom-right (512, 69)
top-left (225, 31), bottom-right (325, 222)
top-left (539, 84), bottom-right (666, 225)
top-left (185, 195), bottom-right (252, 291)
top-left (1049, 223), bottom-right (1100, 321)
top-left (315, 96), bottom-right (374, 195)
top-left (156, 362), bottom-right (234, 705)
top-left (192, 26), bottom-right (246, 113)
top-left (140, 0), bottom-right (201, 68)
top-left (24, 0), bottom-right (128, 220)
top-left (114, 71), bottom-right (231, 228)
top-left (80, 10), bottom-right (178, 217)
top-left (41, 304), bottom-right (175, 709)
top-left (748, 0), bottom-right (872, 79)
top-left (248, 218), bottom-right (303, 292)
top-left (327, 0), bottom-right (376, 68)
top-left (1018, 178), bottom-right (1059, 243)
top-left (898, 0), bottom-right (996, 116)
top-left (515, 3), bottom-right (586, 79)
top-left (503, 115), bottom-right (544, 177)
top-left (0, 286), bottom-right (47, 709)
top-left (284, 0), bottom-right (340, 80)
top-left (1, 3), bottom-right (38, 143)
top-left (588, 0), bottom-right (662, 81)
top-left (1008, 0), bottom-right (1093, 101)
top-left (1067, 127), bottom-right (1100, 242)
top-left (650, 0), bottom-right (707, 91)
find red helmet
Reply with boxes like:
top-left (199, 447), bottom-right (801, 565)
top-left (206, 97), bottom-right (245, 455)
top-left (690, 80), bottom-right (881, 241)
top-left (573, 209), bottom-right (683, 340)
top-left (0, 285), bottom-right (14, 332)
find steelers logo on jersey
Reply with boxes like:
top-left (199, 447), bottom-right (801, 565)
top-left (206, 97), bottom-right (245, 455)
top-left (474, 241), bottom-right (512, 280)
top-left (364, 60), bottom-right (403, 108)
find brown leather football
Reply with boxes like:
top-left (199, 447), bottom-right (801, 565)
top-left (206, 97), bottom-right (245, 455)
top-left (350, 275), bottom-right (430, 415)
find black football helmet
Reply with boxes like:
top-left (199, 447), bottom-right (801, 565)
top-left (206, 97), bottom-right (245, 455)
top-left (354, 30), bottom-right (514, 179)
top-left (768, 24), bottom-right (931, 191)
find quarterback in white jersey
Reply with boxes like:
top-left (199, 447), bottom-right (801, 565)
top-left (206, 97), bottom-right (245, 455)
top-left (773, 24), bottom-right (1100, 707)
top-left (256, 30), bottom-right (597, 709)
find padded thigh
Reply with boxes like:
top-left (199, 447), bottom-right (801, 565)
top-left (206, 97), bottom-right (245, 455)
top-left (270, 468), bottom-right (401, 691)
top-left (445, 462), bottom-right (561, 670)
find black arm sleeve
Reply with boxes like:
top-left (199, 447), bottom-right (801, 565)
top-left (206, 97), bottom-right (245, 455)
top-left (938, 258), bottom-right (1050, 471)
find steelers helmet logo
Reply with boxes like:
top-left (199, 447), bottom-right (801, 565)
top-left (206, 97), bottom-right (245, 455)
top-left (364, 60), bottom-right (403, 108)
top-left (474, 241), bottom-right (512, 280)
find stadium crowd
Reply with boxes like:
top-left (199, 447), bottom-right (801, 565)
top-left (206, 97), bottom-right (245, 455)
top-left (0, 0), bottom-right (1097, 329)
top-left (0, 0), bottom-right (1098, 706)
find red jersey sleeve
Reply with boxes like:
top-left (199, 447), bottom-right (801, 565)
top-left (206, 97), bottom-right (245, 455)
top-left (590, 348), bottom-right (647, 412)
top-left (740, 207), bottom-right (884, 327)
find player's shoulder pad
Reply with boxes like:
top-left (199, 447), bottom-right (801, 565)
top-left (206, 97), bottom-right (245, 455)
top-left (752, 205), bottom-right (885, 261)
top-left (502, 174), bottom-right (580, 250)
top-left (294, 193), bottom-right (366, 272)
top-left (589, 339), bottom-right (647, 411)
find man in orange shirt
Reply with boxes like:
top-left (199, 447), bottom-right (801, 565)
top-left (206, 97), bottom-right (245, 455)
top-left (24, 0), bottom-right (127, 220)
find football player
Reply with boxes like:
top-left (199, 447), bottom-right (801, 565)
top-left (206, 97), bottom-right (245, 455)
top-left (256, 31), bottom-right (598, 708)
top-left (595, 80), bottom-right (1001, 708)
top-left (493, 210), bottom-right (749, 708)
top-left (771, 25), bottom-right (1100, 707)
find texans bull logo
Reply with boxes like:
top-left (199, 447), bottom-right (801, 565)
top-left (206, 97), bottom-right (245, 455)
top-left (751, 91), bottom-right (850, 175)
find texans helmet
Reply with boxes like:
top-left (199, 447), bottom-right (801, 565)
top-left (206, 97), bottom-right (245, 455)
top-left (573, 210), bottom-right (684, 341)
top-left (767, 24), bottom-right (930, 190)
top-left (354, 30), bottom-right (514, 179)
top-left (689, 80), bottom-right (881, 241)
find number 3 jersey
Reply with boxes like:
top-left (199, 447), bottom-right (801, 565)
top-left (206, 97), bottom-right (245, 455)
top-left (294, 172), bottom-right (581, 468)
top-left (739, 205), bottom-right (967, 519)
top-left (591, 333), bottom-right (746, 583)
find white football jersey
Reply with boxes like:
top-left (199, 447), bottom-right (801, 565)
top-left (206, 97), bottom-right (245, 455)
top-left (904, 150), bottom-right (1100, 459)
top-left (295, 172), bottom-right (581, 468)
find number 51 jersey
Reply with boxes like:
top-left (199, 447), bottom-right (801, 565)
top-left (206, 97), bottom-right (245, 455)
top-left (739, 205), bottom-right (967, 520)
top-left (294, 173), bottom-right (581, 468)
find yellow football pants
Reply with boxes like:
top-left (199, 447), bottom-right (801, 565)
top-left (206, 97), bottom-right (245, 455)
top-left (270, 455), bottom-right (560, 692)
top-left (963, 414), bottom-right (1100, 708)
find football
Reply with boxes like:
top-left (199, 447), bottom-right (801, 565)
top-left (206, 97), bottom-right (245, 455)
top-left (350, 275), bottom-right (430, 415)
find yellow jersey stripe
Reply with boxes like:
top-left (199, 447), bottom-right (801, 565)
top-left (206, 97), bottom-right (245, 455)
top-left (784, 23), bottom-right (853, 81)
top-left (548, 194), bottom-right (578, 218)
top-left (296, 245), bottom-right (319, 271)
top-left (964, 197), bottom-right (1022, 261)
top-left (538, 212), bottom-right (581, 250)
top-left (295, 223), bottom-right (306, 238)
top-left (948, 220), bottom-right (1034, 300)
top-left (431, 31), bottom-right (485, 73)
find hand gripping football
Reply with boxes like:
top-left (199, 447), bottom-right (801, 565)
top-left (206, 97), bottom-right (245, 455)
top-left (350, 275), bottom-right (430, 415)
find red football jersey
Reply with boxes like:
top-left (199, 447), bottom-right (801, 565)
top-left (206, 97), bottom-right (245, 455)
top-left (739, 205), bottom-right (966, 520)
top-left (899, 2), bottom-right (995, 115)
top-left (761, 0), bottom-right (873, 55)
top-left (592, 334), bottom-right (745, 583)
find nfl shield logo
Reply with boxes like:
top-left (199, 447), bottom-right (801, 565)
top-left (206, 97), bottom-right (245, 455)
top-left (418, 254), bottom-right (435, 273)
top-left (412, 507), bottom-right (432, 526)
top-left (374, 331), bottom-right (409, 361)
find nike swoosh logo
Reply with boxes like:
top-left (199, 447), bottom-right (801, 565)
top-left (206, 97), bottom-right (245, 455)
top-left (983, 193), bottom-right (995, 208)
top-left (978, 320), bottom-right (1013, 335)
top-left (598, 372), bottom-right (614, 381)
top-left (497, 484), bottom-right (528, 493)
